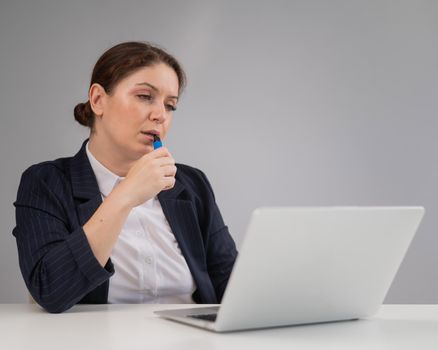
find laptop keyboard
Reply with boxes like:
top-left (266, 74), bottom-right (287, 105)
top-left (188, 313), bottom-right (218, 322)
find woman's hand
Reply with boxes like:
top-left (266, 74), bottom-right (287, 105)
top-left (112, 147), bottom-right (177, 208)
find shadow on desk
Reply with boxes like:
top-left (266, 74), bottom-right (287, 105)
top-left (27, 300), bottom-right (141, 314)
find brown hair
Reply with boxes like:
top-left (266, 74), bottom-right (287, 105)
top-left (74, 41), bottom-right (187, 131)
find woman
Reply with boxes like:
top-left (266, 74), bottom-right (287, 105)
top-left (12, 41), bottom-right (238, 313)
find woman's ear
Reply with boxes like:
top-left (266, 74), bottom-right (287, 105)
top-left (89, 83), bottom-right (106, 117)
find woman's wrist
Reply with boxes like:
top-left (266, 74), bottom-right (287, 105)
top-left (107, 181), bottom-right (135, 211)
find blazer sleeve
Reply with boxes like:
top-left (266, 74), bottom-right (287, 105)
top-left (196, 169), bottom-right (238, 302)
top-left (12, 165), bottom-right (114, 313)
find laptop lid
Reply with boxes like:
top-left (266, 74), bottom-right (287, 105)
top-left (213, 206), bottom-right (424, 331)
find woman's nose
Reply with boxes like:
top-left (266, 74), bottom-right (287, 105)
top-left (149, 102), bottom-right (166, 123)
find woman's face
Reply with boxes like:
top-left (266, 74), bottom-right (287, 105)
top-left (96, 63), bottom-right (179, 159)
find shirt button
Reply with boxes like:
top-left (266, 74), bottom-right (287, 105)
top-left (145, 257), bottom-right (153, 265)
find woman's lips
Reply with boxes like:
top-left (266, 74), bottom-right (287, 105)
top-left (141, 132), bottom-right (154, 143)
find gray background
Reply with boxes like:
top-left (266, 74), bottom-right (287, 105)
top-left (0, 0), bottom-right (437, 304)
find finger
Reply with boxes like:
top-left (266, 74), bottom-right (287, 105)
top-left (163, 177), bottom-right (176, 190)
top-left (151, 147), bottom-right (172, 159)
top-left (155, 156), bottom-right (175, 168)
top-left (162, 165), bottom-right (177, 177)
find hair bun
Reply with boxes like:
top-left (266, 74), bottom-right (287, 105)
top-left (74, 101), bottom-right (92, 127)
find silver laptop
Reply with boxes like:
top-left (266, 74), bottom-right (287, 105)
top-left (155, 206), bottom-right (424, 332)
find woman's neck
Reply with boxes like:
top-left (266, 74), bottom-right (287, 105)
top-left (87, 135), bottom-right (135, 177)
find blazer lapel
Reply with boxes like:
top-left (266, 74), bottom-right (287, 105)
top-left (158, 190), bottom-right (207, 267)
top-left (69, 139), bottom-right (103, 226)
top-left (159, 177), bottom-right (217, 303)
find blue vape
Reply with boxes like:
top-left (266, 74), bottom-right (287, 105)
top-left (153, 135), bottom-right (163, 149)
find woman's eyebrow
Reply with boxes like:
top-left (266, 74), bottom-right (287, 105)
top-left (135, 82), bottom-right (179, 100)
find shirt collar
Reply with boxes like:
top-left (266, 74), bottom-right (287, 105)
top-left (85, 141), bottom-right (124, 198)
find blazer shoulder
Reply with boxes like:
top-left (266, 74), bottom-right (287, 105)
top-left (175, 163), bottom-right (216, 200)
top-left (175, 162), bottom-right (205, 178)
top-left (22, 155), bottom-right (71, 180)
top-left (17, 156), bottom-right (73, 202)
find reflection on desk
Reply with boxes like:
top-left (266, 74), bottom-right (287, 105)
top-left (1, 304), bottom-right (437, 350)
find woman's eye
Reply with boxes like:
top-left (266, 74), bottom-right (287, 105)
top-left (137, 94), bottom-right (176, 112)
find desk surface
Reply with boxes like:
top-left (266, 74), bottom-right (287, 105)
top-left (1, 304), bottom-right (437, 350)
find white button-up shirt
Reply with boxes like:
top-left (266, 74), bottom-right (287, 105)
top-left (86, 142), bottom-right (196, 304)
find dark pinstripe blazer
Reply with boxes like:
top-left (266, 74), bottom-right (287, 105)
top-left (12, 139), bottom-right (238, 313)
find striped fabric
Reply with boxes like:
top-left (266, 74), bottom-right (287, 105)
top-left (12, 139), bottom-right (238, 313)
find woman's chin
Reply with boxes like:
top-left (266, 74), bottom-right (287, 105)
top-left (134, 141), bottom-right (153, 155)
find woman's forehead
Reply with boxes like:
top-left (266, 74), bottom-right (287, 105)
top-left (119, 64), bottom-right (179, 96)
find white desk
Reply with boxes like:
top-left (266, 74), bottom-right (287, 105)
top-left (1, 304), bottom-right (437, 350)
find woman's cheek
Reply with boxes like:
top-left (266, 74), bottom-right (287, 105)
top-left (162, 125), bottom-right (171, 140)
